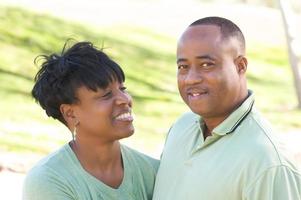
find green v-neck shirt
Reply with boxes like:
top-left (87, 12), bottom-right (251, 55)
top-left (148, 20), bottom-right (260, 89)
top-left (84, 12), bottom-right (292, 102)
top-left (23, 144), bottom-right (159, 200)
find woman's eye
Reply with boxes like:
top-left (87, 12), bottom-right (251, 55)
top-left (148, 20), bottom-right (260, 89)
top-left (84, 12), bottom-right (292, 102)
top-left (120, 86), bottom-right (127, 92)
top-left (102, 91), bottom-right (112, 98)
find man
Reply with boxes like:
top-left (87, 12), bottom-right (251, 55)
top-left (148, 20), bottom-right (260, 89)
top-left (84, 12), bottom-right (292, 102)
top-left (153, 17), bottom-right (301, 200)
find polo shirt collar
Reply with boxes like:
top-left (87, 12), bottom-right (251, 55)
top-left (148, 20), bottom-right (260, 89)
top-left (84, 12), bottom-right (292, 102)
top-left (212, 90), bottom-right (254, 136)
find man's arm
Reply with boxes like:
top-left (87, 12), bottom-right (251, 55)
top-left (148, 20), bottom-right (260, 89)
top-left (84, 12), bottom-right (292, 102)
top-left (245, 165), bottom-right (301, 200)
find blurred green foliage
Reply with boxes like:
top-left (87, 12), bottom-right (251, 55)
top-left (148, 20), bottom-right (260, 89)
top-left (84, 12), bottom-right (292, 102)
top-left (0, 6), bottom-right (300, 156)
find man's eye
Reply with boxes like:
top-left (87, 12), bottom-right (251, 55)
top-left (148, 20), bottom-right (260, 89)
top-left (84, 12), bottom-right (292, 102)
top-left (201, 62), bottom-right (214, 68)
top-left (178, 65), bottom-right (187, 70)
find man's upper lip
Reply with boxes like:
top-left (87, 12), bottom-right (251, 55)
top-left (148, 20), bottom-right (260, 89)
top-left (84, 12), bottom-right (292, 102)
top-left (186, 87), bottom-right (208, 95)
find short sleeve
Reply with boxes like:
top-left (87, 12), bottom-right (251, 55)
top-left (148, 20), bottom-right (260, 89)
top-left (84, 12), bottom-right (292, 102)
top-left (245, 165), bottom-right (301, 200)
top-left (22, 167), bottom-right (75, 200)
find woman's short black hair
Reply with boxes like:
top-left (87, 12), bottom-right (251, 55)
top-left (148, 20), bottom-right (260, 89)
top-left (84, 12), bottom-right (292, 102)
top-left (32, 40), bottom-right (125, 124)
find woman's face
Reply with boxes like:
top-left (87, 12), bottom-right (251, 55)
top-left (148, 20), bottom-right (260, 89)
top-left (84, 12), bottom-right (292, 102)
top-left (73, 81), bottom-right (134, 143)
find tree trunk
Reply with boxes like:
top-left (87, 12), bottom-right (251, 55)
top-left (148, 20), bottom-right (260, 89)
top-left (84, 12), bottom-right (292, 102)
top-left (278, 0), bottom-right (301, 109)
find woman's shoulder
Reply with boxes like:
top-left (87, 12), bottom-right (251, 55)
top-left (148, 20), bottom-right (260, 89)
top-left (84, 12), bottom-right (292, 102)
top-left (25, 144), bottom-right (73, 183)
top-left (23, 144), bottom-right (76, 199)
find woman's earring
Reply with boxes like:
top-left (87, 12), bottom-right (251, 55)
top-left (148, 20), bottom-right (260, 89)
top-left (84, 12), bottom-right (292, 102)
top-left (72, 120), bottom-right (79, 142)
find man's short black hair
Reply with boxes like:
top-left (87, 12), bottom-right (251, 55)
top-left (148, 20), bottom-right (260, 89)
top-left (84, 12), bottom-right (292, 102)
top-left (32, 40), bottom-right (125, 124)
top-left (190, 16), bottom-right (245, 52)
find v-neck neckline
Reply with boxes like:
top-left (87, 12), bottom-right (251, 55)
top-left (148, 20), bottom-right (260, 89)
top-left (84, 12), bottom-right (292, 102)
top-left (65, 144), bottom-right (130, 192)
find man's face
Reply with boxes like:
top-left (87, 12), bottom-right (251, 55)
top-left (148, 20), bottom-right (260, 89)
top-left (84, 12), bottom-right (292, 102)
top-left (177, 25), bottom-right (246, 120)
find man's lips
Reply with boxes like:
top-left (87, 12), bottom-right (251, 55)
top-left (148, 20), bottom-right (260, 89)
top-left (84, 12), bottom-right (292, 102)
top-left (186, 89), bottom-right (209, 100)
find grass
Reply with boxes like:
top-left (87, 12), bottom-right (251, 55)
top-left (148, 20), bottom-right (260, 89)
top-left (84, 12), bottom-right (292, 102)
top-left (0, 6), bottom-right (300, 157)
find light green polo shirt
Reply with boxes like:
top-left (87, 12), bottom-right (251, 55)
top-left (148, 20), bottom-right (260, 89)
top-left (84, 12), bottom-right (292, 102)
top-left (23, 144), bottom-right (159, 200)
top-left (153, 92), bottom-right (301, 200)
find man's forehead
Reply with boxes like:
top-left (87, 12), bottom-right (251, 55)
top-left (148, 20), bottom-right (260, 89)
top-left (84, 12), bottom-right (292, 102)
top-left (177, 25), bottom-right (223, 49)
top-left (177, 26), bottom-right (242, 58)
top-left (181, 24), bottom-right (221, 40)
top-left (177, 25), bottom-right (222, 50)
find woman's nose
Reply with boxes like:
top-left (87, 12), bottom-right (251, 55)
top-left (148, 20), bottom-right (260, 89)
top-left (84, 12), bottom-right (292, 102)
top-left (115, 90), bottom-right (132, 106)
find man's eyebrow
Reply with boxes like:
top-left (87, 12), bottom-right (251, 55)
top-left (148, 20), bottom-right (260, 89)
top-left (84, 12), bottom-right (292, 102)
top-left (176, 58), bottom-right (187, 64)
top-left (196, 55), bottom-right (215, 60)
top-left (177, 55), bottom-right (215, 64)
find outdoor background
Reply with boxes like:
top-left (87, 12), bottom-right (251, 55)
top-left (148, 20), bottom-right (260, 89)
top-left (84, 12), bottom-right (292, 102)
top-left (0, 0), bottom-right (300, 199)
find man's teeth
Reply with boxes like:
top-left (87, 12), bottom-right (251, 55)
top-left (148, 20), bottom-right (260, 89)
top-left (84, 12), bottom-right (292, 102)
top-left (191, 93), bottom-right (200, 97)
top-left (116, 112), bottom-right (132, 120)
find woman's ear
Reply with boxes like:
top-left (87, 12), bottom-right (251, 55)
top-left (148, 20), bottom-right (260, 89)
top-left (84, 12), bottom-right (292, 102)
top-left (60, 104), bottom-right (75, 126)
top-left (235, 56), bottom-right (248, 74)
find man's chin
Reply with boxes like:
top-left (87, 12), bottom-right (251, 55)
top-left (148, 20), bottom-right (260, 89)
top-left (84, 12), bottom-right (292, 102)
top-left (188, 102), bottom-right (207, 113)
top-left (189, 104), bottom-right (214, 116)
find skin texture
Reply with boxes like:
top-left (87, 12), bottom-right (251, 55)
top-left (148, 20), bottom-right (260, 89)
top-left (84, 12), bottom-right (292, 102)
top-left (177, 25), bottom-right (248, 137)
top-left (60, 81), bottom-right (134, 188)
top-left (73, 82), bottom-right (134, 142)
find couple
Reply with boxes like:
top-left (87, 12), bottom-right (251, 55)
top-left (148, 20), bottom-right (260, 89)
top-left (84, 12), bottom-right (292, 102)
top-left (23, 17), bottom-right (301, 200)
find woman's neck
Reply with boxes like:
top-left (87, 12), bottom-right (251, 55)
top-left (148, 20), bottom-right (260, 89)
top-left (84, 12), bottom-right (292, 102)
top-left (70, 138), bottom-right (124, 188)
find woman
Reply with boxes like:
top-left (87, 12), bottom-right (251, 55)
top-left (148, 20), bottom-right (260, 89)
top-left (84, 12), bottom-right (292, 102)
top-left (23, 41), bottom-right (159, 200)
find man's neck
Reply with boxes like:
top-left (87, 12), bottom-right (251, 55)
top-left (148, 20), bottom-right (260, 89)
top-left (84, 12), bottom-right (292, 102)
top-left (202, 90), bottom-right (250, 139)
top-left (202, 116), bottom-right (227, 139)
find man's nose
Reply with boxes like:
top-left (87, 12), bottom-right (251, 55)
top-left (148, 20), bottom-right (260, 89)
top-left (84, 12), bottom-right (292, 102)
top-left (185, 68), bottom-right (203, 85)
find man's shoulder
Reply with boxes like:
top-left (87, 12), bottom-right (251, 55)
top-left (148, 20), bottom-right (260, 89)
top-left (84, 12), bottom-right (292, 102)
top-left (239, 108), bottom-right (276, 141)
top-left (248, 108), bottom-right (273, 131)
top-left (163, 112), bottom-right (200, 145)
top-left (241, 110), bottom-right (299, 168)
top-left (172, 111), bottom-right (200, 129)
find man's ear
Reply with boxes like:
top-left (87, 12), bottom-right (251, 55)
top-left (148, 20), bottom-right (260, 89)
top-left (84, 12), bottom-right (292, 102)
top-left (60, 104), bottom-right (75, 125)
top-left (235, 56), bottom-right (248, 75)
